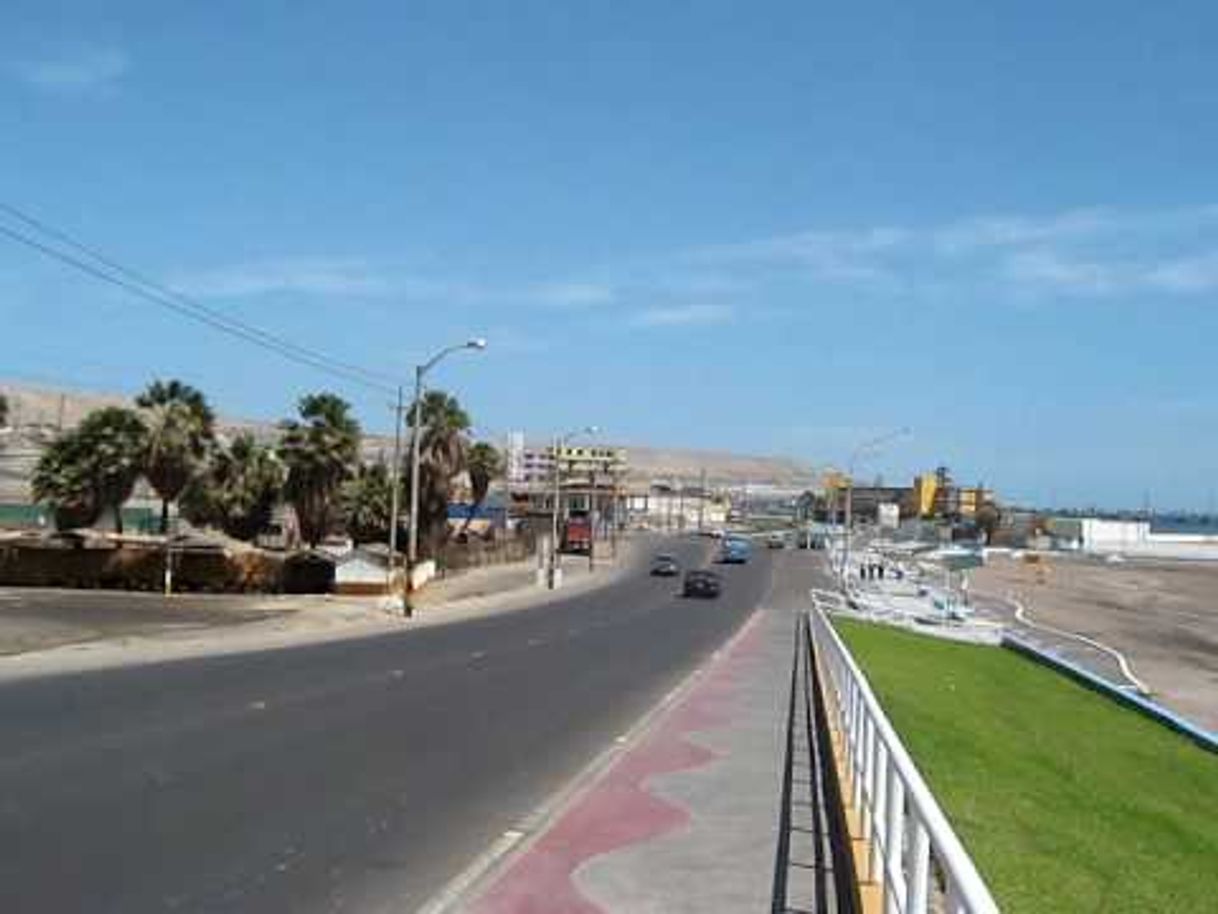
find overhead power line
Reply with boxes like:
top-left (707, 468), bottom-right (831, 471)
top-left (0, 202), bottom-right (400, 395)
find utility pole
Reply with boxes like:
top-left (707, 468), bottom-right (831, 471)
top-left (405, 339), bottom-right (488, 614)
top-left (386, 385), bottom-right (404, 595)
top-left (406, 364), bottom-right (425, 615)
top-left (587, 462), bottom-right (596, 572)
top-left (698, 467), bottom-right (707, 533)
top-left (677, 476), bottom-right (684, 532)
top-left (611, 468), bottom-right (619, 558)
top-left (843, 427), bottom-right (910, 581)
top-left (550, 435), bottom-right (562, 588)
top-left (549, 426), bottom-right (598, 588)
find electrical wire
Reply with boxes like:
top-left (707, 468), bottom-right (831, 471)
top-left (0, 202), bottom-right (401, 394)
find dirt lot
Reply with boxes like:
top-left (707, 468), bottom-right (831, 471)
top-left (972, 553), bottom-right (1218, 732)
top-left (0, 588), bottom-right (305, 656)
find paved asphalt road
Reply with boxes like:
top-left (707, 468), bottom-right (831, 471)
top-left (0, 536), bottom-right (788, 913)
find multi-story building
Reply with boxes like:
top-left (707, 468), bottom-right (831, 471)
top-left (913, 470), bottom-right (992, 519)
top-left (504, 434), bottom-right (630, 530)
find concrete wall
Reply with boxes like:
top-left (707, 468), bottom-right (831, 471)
top-left (1081, 518), bottom-right (1149, 550)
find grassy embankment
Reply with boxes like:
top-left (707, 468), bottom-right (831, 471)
top-left (834, 619), bottom-right (1218, 913)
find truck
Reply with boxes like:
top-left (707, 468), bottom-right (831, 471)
top-left (562, 516), bottom-right (592, 554)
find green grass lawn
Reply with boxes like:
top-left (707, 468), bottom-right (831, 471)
top-left (833, 619), bottom-right (1218, 913)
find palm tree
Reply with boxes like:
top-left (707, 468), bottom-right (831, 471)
top-left (79, 408), bottom-right (148, 534)
top-left (32, 407), bottom-right (147, 533)
top-left (279, 393), bottom-right (361, 547)
top-left (463, 442), bottom-right (503, 535)
top-left (406, 390), bottom-right (471, 556)
top-left (137, 379), bottom-right (216, 533)
top-left (404, 387), bottom-right (470, 555)
top-left (343, 460), bottom-right (394, 545)
top-left (31, 433), bottom-right (101, 530)
top-left (181, 433), bottom-right (285, 541)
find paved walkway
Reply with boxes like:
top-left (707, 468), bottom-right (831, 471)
top-left (459, 551), bottom-right (850, 913)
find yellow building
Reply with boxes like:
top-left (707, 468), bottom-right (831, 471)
top-left (912, 473), bottom-right (939, 517)
top-left (911, 472), bottom-right (993, 519)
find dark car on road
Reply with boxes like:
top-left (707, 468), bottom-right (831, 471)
top-left (682, 569), bottom-right (722, 598)
top-left (650, 554), bottom-right (680, 576)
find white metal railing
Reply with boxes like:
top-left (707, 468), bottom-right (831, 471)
top-left (808, 598), bottom-right (1001, 914)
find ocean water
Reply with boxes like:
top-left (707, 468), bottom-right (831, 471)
top-left (1150, 517), bottom-right (1218, 535)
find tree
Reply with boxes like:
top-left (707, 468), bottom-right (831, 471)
top-left (406, 390), bottom-right (471, 556)
top-left (180, 433), bottom-right (284, 541)
top-left (343, 460), bottom-right (395, 545)
top-left (279, 393), bottom-right (361, 547)
top-left (137, 379), bottom-right (216, 533)
top-left (31, 433), bottom-right (101, 530)
top-left (463, 442), bottom-right (504, 534)
top-left (975, 501), bottom-right (1002, 544)
top-left (31, 407), bottom-right (147, 533)
top-left (0, 392), bottom-right (9, 428)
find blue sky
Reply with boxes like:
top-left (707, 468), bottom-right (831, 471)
top-left (3, 1), bottom-right (1218, 510)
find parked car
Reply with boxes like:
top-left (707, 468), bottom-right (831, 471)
top-left (682, 569), bottom-right (722, 598)
top-left (650, 554), bottom-right (680, 576)
top-left (766, 533), bottom-right (786, 549)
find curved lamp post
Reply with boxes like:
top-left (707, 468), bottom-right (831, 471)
top-left (388, 338), bottom-right (486, 612)
top-left (842, 427), bottom-right (911, 577)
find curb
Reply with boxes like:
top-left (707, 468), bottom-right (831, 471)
top-left (1002, 634), bottom-right (1218, 754)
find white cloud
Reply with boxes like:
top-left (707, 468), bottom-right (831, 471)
top-left (692, 227), bottom-right (906, 285)
top-left (1003, 250), bottom-right (1117, 295)
top-left (630, 303), bottom-right (735, 327)
top-left (1144, 251), bottom-right (1218, 292)
top-left (532, 281), bottom-right (615, 308)
top-left (931, 209), bottom-right (1115, 254)
top-left (12, 48), bottom-right (129, 92)
top-left (686, 205), bottom-right (1218, 300)
top-left (175, 259), bottom-right (390, 298)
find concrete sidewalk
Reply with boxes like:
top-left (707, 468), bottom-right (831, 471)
top-left (456, 551), bottom-right (843, 913)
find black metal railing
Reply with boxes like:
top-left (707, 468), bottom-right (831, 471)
top-left (772, 612), bottom-right (861, 914)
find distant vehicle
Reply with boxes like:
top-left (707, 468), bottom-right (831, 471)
top-left (682, 569), bottom-right (722, 598)
top-left (718, 537), bottom-right (751, 564)
top-left (561, 516), bottom-right (592, 554)
top-left (650, 554), bottom-right (680, 576)
top-left (766, 533), bottom-right (786, 549)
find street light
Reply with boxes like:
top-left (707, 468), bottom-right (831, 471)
top-left (549, 424), bottom-right (598, 589)
top-left (842, 427), bottom-right (911, 578)
top-left (388, 338), bottom-right (487, 612)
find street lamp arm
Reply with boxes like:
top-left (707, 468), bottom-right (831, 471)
top-left (420, 338), bottom-right (489, 376)
top-left (848, 426), bottom-right (912, 473)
